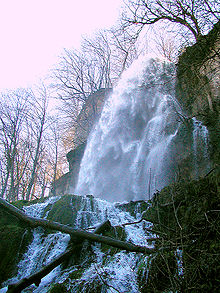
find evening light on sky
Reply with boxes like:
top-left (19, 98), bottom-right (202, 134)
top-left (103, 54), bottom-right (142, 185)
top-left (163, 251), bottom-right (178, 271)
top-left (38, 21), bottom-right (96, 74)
top-left (0, 0), bottom-right (123, 91)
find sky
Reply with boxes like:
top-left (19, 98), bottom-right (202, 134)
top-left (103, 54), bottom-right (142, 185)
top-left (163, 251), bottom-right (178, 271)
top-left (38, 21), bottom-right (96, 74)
top-left (0, 0), bottom-right (123, 91)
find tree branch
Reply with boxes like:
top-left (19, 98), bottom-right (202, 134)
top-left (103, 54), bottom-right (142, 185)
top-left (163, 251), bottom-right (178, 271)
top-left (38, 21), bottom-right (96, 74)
top-left (0, 197), bottom-right (155, 254)
top-left (7, 247), bottom-right (74, 293)
top-left (6, 220), bottom-right (113, 293)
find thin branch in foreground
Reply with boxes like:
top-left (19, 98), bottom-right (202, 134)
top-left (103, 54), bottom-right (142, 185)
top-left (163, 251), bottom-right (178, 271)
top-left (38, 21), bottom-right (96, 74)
top-left (94, 264), bottom-right (123, 293)
top-left (122, 218), bottom-right (143, 226)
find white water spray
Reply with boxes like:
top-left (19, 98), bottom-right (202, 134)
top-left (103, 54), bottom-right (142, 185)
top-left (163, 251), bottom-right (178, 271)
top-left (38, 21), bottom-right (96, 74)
top-left (192, 117), bottom-right (210, 177)
top-left (75, 57), bottom-right (181, 202)
top-left (2, 197), bottom-right (70, 293)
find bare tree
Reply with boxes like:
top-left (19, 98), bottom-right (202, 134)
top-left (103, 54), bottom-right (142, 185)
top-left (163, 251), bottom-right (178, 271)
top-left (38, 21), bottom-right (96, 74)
top-left (82, 28), bottom-right (138, 85)
top-left (0, 89), bottom-right (30, 200)
top-left (0, 87), bottom-right (60, 201)
top-left (52, 32), bottom-right (113, 113)
top-left (45, 115), bottom-right (66, 196)
top-left (51, 49), bottom-right (97, 149)
top-left (81, 30), bottom-right (112, 89)
top-left (51, 27), bottom-right (138, 148)
top-left (153, 28), bottom-right (179, 62)
top-left (25, 88), bottom-right (48, 201)
top-left (109, 26), bottom-right (138, 78)
top-left (122, 0), bottom-right (220, 41)
top-left (52, 49), bottom-right (91, 104)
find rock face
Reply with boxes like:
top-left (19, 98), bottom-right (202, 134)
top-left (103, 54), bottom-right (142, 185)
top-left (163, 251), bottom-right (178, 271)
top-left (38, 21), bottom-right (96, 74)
top-left (73, 88), bottom-right (112, 147)
top-left (52, 89), bottom-right (112, 196)
top-left (0, 201), bottom-right (33, 284)
top-left (51, 143), bottom-right (86, 196)
top-left (176, 21), bottom-right (220, 164)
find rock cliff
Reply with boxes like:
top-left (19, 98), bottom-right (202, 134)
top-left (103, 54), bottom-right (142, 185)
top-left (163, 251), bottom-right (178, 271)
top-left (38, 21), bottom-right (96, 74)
top-left (52, 89), bottom-right (111, 196)
top-left (176, 21), bottom-right (220, 164)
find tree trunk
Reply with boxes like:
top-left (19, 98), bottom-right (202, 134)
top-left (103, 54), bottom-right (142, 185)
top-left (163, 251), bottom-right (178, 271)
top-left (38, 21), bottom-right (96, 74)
top-left (0, 197), bottom-right (155, 254)
top-left (25, 107), bottom-right (46, 201)
top-left (6, 220), bottom-right (113, 293)
top-left (7, 248), bottom-right (74, 293)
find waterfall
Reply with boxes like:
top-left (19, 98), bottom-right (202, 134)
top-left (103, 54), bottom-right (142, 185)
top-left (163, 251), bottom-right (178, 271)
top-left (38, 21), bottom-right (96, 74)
top-left (0, 57), bottom-right (213, 293)
top-left (75, 57), bottom-right (181, 202)
top-left (192, 117), bottom-right (210, 178)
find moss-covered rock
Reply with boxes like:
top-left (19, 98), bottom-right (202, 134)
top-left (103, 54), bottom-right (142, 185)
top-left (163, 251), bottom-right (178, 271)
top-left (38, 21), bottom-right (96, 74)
top-left (176, 21), bottom-right (220, 165)
top-left (116, 200), bottom-right (149, 218)
top-left (48, 283), bottom-right (67, 293)
top-left (46, 194), bottom-right (98, 228)
top-left (99, 225), bottom-right (127, 256)
top-left (45, 195), bottom-right (76, 226)
top-left (0, 207), bottom-right (32, 284)
top-left (138, 252), bottom-right (177, 293)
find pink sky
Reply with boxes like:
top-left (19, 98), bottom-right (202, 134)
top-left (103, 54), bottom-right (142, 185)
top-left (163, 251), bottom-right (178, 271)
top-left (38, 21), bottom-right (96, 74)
top-left (0, 0), bottom-right (123, 90)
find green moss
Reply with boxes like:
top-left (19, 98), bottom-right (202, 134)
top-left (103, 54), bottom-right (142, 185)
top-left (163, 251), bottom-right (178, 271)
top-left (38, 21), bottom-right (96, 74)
top-left (12, 200), bottom-right (30, 209)
top-left (68, 268), bottom-right (84, 280)
top-left (138, 252), bottom-right (177, 293)
top-left (46, 195), bottom-right (76, 226)
top-left (46, 194), bottom-right (99, 229)
top-left (12, 197), bottom-right (51, 209)
top-left (100, 225), bottom-right (127, 255)
top-left (48, 283), bottom-right (67, 293)
top-left (0, 196), bottom-right (52, 285)
top-left (0, 224), bottom-right (32, 284)
top-left (75, 277), bottom-right (103, 293)
top-left (0, 207), bottom-right (19, 227)
top-left (208, 125), bottom-right (220, 165)
top-left (116, 200), bottom-right (149, 218)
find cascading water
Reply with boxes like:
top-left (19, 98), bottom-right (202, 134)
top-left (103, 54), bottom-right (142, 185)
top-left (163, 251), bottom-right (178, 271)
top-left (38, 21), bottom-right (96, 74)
top-left (192, 117), bottom-right (210, 178)
top-left (1, 195), bottom-right (154, 293)
top-left (75, 57), bottom-right (181, 202)
top-left (1, 197), bottom-right (70, 293)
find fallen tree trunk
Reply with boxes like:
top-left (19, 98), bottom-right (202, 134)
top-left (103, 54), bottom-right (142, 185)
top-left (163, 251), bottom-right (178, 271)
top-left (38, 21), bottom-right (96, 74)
top-left (7, 247), bottom-right (74, 293)
top-left (0, 197), bottom-right (155, 254)
top-left (7, 220), bottom-right (113, 293)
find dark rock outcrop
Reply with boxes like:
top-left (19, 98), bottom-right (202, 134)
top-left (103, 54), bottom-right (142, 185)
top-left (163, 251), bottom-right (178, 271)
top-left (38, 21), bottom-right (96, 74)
top-left (73, 88), bottom-right (112, 146)
top-left (0, 202), bottom-right (32, 284)
top-left (176, 21), bottom-right (220, 164)
top-left (51, 143), bottom-right (86, 196)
